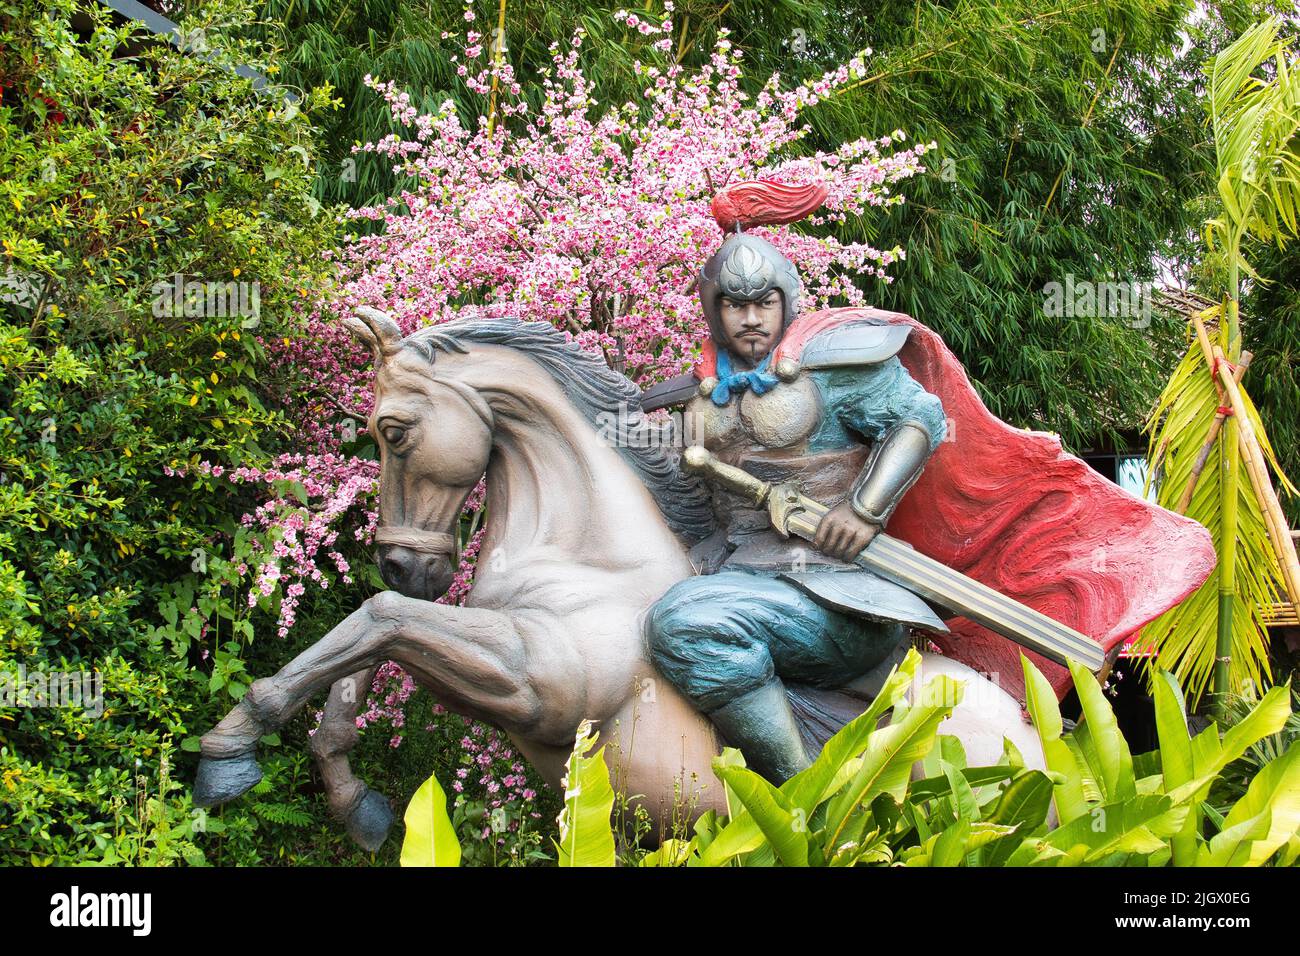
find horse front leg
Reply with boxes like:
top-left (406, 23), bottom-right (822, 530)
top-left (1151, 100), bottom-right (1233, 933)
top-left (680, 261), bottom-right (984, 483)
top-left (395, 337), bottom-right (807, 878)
top-left (307, 667), bottom-right (398, 852)
top-left (194, 592), bottom-right (548, 808)
top-left (194, 600), bottom-right (397, 808)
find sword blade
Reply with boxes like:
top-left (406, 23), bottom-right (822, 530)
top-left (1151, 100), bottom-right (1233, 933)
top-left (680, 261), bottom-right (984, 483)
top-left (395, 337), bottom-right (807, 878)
top-left (680, 445), bottom-right (1105, 671)
top-left (785, 501), bottom-right (1104, 671)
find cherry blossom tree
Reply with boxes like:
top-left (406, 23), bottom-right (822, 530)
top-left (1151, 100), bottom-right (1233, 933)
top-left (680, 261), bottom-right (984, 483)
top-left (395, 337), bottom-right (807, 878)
top-left (333, 7), bottom-right (932, 385)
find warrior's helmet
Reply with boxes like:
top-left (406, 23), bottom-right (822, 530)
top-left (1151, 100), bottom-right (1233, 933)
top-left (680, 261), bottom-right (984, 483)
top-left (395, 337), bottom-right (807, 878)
top-left (699, 179), bottom-right (827, 344)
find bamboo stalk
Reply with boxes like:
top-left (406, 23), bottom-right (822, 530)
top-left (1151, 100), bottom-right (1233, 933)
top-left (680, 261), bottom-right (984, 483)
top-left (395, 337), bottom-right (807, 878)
top-left (1238, 433), bottom-right (1300, 613)
top-left (1215, 292), bottom-right (1240, 715)
top-left (1191, 311), bottom-right (1217, 368)
top-left (485, 0), bottom-right (508, 138)
top-left (1174, 349), bottom-right (1252, 514)
top-left (1213, 345), bottom-right (1300, 613)
top-left (1233, 415), bottom-right (1287, 572)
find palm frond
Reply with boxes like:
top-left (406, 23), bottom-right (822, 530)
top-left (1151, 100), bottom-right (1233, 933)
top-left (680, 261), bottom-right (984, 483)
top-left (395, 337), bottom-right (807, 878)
top-left (1205, 18), bottom-right (1300, 260)
top-left (1138, 329), bottom-right (1285, 706)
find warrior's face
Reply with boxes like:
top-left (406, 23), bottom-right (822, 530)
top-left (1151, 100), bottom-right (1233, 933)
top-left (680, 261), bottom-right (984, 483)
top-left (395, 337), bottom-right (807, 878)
top-left (700, 233), bottom-right (802, 361)
top-left (719, 291), bottom-right (783, 366)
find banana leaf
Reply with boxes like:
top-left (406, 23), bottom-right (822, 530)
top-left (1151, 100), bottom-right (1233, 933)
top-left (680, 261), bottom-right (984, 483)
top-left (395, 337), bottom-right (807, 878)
top-left (400, 772), bottom-right (462, 867)
top-left (555, 719), bottom-right (616, 867)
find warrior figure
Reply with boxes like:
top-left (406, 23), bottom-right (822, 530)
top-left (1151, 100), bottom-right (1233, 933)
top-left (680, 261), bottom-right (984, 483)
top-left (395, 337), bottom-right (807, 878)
top-left (641, 181), bottom-right (950, 784)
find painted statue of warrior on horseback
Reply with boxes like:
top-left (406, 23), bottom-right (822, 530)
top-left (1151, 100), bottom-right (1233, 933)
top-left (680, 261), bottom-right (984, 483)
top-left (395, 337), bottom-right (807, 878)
top-left (194, 180), bottom-right (1215, 850)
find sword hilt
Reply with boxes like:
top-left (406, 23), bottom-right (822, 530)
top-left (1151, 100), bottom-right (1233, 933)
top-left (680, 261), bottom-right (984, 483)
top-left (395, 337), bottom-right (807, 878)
top-left (681, 445), bottom-right (771, 507)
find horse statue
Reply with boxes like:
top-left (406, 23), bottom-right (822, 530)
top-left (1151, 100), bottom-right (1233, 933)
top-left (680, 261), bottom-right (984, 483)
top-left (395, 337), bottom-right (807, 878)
top-left (193, 308), bottom-right (1072, 849)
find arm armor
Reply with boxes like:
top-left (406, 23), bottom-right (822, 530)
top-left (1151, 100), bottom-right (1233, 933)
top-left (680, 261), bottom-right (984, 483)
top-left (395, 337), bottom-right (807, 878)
top-left (848, 421), bottom-right (934, 527)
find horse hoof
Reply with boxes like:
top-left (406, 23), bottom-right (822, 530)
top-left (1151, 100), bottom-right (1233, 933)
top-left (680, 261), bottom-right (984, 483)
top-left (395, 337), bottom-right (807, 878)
top-left (193, 753), bottom-right (263, 807)
top-left (346, 788), bottom-right (394, 852)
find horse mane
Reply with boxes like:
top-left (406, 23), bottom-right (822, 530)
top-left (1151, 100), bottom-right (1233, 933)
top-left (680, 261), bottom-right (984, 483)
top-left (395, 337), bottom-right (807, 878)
top-left (402, 318), bottom-right (715, 542)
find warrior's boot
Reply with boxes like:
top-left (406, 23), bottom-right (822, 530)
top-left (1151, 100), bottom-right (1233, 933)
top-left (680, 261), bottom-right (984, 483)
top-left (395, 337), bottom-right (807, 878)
top-left (706, 679), bottom-right (811, 784)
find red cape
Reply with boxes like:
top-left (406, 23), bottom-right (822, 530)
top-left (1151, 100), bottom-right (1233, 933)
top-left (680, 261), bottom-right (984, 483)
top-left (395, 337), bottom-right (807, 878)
top-left (695, 307), bottom-right (1215, 702)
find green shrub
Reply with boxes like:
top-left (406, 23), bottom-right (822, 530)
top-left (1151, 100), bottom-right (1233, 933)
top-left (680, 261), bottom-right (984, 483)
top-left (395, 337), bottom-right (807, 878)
top-left (0, 0), bottom-right (348, 864)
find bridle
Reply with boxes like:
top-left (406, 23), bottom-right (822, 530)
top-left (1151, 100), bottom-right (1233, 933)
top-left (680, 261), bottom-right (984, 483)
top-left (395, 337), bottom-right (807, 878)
top-left (373, 525), bottom-right (456, 557)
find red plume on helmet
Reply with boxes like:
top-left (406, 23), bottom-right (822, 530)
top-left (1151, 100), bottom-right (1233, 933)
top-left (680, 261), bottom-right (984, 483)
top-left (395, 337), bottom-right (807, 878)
top-left (709, 179), bottom-right (828, 234)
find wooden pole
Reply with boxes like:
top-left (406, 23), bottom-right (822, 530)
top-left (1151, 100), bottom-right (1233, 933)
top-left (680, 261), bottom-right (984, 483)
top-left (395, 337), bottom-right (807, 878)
top-left (1213, 345), bottom-right (1300, 614)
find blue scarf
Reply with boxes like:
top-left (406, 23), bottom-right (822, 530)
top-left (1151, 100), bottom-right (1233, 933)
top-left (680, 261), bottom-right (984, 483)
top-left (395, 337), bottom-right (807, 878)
top-left (711, 350), bottom-right (779, 406)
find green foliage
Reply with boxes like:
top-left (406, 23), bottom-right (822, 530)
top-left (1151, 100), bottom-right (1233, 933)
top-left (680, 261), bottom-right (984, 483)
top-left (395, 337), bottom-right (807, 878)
top-left (0, 0), bottom-right (347, 864)
top-left (555, 719), bottom-right (617, 867)
top-left (1214, 683), bottom-right (1300, 809)
top-left (1212, 16), bottom-right (1300, 528)
top-left (522, 650), bottom-right (1300, 866)
top-left (398, 716), bottom-right (569, 867)
top-left (1202, 16), bottom-right (1300, 283)
top-left (1140, 17), bottom-right (1300, 707)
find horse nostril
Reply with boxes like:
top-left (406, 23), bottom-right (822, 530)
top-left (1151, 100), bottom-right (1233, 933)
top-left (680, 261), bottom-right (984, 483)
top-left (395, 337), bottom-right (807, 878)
top-left (379, 554), bottom-right (407, 589)
top-left (377, 543), bottom-right (452, 600)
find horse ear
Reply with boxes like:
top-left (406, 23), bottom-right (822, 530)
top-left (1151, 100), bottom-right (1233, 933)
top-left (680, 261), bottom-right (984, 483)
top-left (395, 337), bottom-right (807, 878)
top-left (345, 307), bottom-right (403, 362)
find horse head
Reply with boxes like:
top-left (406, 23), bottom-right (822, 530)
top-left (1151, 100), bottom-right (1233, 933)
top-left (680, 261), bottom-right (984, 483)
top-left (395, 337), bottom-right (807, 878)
top-left (345, 307), bottom-right (495, 602)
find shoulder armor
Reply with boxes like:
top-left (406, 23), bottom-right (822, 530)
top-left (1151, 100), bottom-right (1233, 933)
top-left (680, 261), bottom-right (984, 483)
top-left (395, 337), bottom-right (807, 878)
top-left (799, 322), bottom-right (910, 369)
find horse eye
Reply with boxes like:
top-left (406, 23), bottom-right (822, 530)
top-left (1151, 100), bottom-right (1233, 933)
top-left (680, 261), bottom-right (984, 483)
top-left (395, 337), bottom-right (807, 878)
top-left (382, 425), bottom-right (407, 445)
